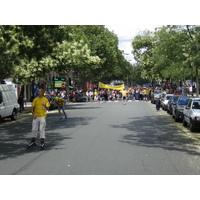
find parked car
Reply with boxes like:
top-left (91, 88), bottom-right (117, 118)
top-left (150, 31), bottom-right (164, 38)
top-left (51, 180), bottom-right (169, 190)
top-left (183, 98), bottom-right (200, 131)
top-left (167, 95), bottom-right (181, 114)
top-left (172, 96), bottom-right (191, 122)
top-left (75, 93), bottom-right (87, 102)
top-left (161, 94), bottom-right (173, 111)
top-left (0, 84), bottom-right (19, 121)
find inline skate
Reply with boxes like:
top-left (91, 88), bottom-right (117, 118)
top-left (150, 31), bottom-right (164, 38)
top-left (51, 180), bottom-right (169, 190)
top-left (27, 138), bottom-right (37, 150)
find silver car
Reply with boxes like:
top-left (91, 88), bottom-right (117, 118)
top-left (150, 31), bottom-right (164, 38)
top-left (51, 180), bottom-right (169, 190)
top-left (183, 98), bottom-right (200, 132)
top-left (172, 96), bottom-right (191, 122)
top-left (161, 94), bottom-right (173, 111)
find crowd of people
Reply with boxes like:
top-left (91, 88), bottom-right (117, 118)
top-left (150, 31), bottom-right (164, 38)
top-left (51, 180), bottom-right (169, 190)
top-left (80, 84), bottom-right (195, 102)
top-left (40, 83), bottom-right (195, 104)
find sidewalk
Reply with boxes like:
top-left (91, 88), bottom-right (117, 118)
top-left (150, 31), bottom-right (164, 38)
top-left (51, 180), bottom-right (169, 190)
top-left (18, 102), bottom-right (31, 114)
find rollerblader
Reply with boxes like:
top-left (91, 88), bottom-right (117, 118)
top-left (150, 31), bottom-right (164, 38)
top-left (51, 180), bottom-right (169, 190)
top-left (155, 98), bottom-right (161, 111)
top-left (121, 89), bottom-right (127, 105)
top-left (27, 89), bottom-right (50, 150)
top-left (155, 93), bottom-right (162, 112)
top-left (54, 97), bottom-right (67, 120)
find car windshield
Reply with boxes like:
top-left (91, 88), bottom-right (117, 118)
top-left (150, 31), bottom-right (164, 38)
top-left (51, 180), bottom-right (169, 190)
top-left (154, 92), bottom-right (162, 96)
top-left (172, 96), bottom-right (180, 102)
top-left (192, 101), bottom-right (200, 109)
top-left (154, 90), bottom-right (161, 94)
top-left (178, 98), bottom-right (189, 105)
top-left (166, 96), bottom-right (172, 100)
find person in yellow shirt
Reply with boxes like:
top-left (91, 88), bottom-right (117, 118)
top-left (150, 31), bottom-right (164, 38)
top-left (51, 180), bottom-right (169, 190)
top-left (94, 90), bottom-right (98, 102)
top-left (121, 89), bottom-right (127, 105)
top-left (54, 97), bottom-right (67, 120)
top-left (27, 89), bottom-right (50, 150)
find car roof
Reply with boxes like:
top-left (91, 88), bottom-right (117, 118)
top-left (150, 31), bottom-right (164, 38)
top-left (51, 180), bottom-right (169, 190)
top-left (178, 96), bottom-right (196, 100)
top-left (170, 95), bottom-right (179, 98)
top-left (192, 98), bottom-right (200, 101)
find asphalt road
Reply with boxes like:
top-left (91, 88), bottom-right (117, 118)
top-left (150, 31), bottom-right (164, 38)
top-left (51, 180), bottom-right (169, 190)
top-left (1, 100), bottom-right (200, 175)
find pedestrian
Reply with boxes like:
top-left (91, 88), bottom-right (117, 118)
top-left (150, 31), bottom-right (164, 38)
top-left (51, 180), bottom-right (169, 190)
top-left (94, 89), bottom-right (98, 102)
top-left (18, 93), bottom-right (24, 113)
top-left (85, 90), bottom-right (89, 102)
top-left (27, 89), bottom-right (50, 150)
top-left (100, 90), bottom-right (104, 102)
top-left (189, 84), bottom-right (193, 96)
top-left (54, 97), bottom-right (67, 120)
top-left (135, 88), bottom-right (139, 100)
top-left (71, 91), bottom-right (76, 102)
top-left (174, 89), bottom-right (180, 95)
top-left (142, 88), bottom-right (147, 101)
top-left (89, 90), bottom-right (93, 102)
top-left (121, 89), bottom-right (127, 105)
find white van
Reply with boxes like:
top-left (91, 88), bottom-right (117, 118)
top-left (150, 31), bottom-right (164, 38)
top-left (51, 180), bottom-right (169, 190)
top-left (0, 84), bottom-right (19, 121)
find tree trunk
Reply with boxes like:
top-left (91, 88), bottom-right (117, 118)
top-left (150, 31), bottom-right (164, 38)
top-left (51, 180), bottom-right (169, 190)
top-left (196, 65), bottom-right (199, 97)
top-left (65, 72), bottom-right (70, 102)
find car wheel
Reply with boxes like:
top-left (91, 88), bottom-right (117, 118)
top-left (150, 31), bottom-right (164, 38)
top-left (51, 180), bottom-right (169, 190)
top-left (167, 109), bottom-right (169, 113)
top-left (10, 109), bottom-right (17, 120)
top-left (163, 106), bottom-right (165, 111)
top-left (175, 114), bottom-right (179, 122)
top-left (190, 120), bottom-right (196, 132)
top-left (183, 117), bottom-right (187, 127)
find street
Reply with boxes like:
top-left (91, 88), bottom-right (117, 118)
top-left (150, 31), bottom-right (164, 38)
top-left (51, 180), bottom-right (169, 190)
top-left (1, 100), bottom-right (200, 175)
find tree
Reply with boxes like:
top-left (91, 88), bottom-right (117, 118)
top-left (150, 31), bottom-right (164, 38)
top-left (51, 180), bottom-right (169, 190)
top-left (0, 25), bottom-right (22, 82)
top-left (131, 30), bottom-right (158, 82)
top-left (78, 25), bottom-right (129, 83)
top-left (0, 25), bottom-right (131, 87)
top-left (51, 38), bottom-right (101, 89)
top-left (131, 25), bottom-right (200, 93)
top-left (13, 25), bottom-right (70, 84)
top-left (182, 25), bottom-right (200, 96)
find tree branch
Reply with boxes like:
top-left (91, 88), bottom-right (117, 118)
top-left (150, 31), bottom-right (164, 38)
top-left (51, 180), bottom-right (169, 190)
top-left (186, 25), bottom-right (194, 39)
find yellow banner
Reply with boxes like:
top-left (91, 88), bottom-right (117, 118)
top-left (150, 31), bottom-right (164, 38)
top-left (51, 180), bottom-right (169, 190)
top-left (98, 82), bottom-right (124, 90)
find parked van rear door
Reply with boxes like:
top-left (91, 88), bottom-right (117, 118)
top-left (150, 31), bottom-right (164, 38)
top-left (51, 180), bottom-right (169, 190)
top-left (0, 90), bottom-right (6, 118)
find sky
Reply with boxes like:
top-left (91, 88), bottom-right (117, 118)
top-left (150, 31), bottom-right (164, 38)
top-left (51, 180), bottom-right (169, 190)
top-left (106, 25), bottom-right (158, 64)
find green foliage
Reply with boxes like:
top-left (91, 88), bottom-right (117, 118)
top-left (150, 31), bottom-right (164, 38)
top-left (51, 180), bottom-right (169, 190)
top-left (131, 25), bottom-right (200, 85)
top-left (0, 25), bottom-right (21, 82)
top-left (52, 39), bottom-right (101, 73)
top-left (0, 25), bottom-right (129, 85)
top-left (132, 30), bottom-right (157, 81)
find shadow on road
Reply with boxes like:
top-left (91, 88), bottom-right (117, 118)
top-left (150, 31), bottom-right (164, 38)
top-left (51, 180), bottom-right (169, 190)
top-left (66, 103), bottom-right (101, 110)
top-left (0, 111), bottom-right (93, 160)
top-left (111, 114), bottom-right (200, 156)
